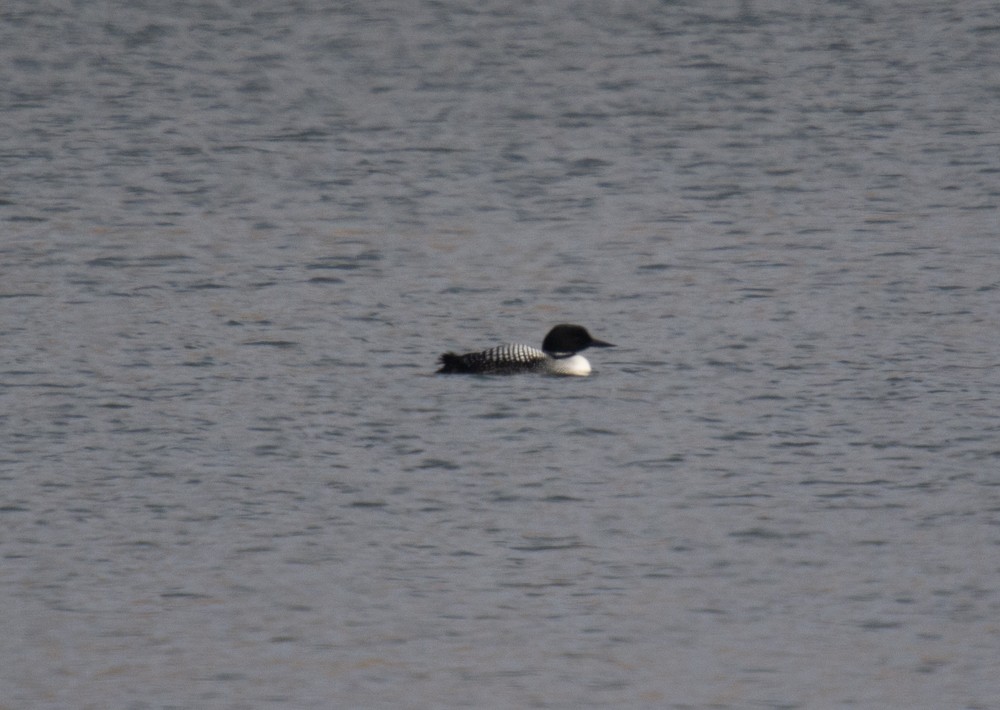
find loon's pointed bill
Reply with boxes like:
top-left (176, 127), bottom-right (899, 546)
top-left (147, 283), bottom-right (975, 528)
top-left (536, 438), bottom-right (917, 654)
top-left (437, 324), bottom-right (614, 376)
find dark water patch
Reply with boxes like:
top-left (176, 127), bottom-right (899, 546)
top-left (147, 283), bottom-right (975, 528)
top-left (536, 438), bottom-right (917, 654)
top-left (509, 538), bottom-right (584, 552)
top-left (553, 283), bottom-right (598, 295)
top-left (475, 409), bottom-right (522, 420)
top-left (624, 456), bottom-right (685, 467)
top-left (306, 251), bottom-right (382, 271)
top-left (565, 157), bottom-right (612, 176)
top-left (738, 288), bottom-right (776, 299)
top-left (181, 357), bottom-right (215, 367)
top-left (567, 427), bottom-right (617, 436)
top-left (799, 478), bottom-right (893, 487)
top-left (716, 430), bottom-right (762, 442)
top-left (705, 359), bottom-right (753, 372)
top-left (859, 619), bottom-right (903, 631)
top-left (487, 491), bottom-right (524, 503)
top-left (416, 458), bottom-right (460, 470)
top-left (542, 495), bottom-right (585, 503)
top-left (136, 253), bottom-right (193, 266)
top-left (701, 493), bottom-right (774, 504)
top-left (0, 291), bottom-right (45, 299)
top-left (86, 256), bottom-right (129, 268)
top-left (160, 590), bottom-right (214, 600)
top-left (242, 340), bottom-right (298, 348)
top-left (730, 527), bottom-right (801, 540)
top-left (268, 128), bottom-right (331, 142)
top-left (184, 282), bottom-right (228, 290)
top-left (681, 185), bottom-right (745, 201)
top-left (226, 319), bottom-right (274, 326)
top-left (637, 263), bottom-right (674, 271)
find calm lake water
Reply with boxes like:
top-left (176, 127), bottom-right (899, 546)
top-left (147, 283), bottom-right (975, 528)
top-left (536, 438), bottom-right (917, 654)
top-left (3, 1), bottom-right (999, 708)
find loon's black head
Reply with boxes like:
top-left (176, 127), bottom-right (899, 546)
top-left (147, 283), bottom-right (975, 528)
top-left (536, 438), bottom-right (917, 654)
top-left (541, 324), bottom-right (615, 357)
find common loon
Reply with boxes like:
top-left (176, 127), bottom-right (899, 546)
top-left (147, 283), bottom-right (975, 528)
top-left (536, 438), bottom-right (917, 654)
top-left (437, 324), bottom-right (614, 376)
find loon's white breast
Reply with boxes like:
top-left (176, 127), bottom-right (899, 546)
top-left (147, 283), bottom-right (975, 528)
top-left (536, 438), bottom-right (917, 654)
top-left (547, 353), bottom-right (592, 377)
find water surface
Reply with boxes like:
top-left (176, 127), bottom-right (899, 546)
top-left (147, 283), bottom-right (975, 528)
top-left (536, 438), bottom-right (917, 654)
top-left (2, 1), bottom-right (999, 708)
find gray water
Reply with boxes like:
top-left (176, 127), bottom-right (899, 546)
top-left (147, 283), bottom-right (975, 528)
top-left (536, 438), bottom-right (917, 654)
top-left (3, 1), bottom-right (1000, 708)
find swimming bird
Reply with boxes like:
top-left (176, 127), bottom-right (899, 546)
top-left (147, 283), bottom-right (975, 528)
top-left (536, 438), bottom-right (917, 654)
top-left (436, 324), bottom-right (614, 376)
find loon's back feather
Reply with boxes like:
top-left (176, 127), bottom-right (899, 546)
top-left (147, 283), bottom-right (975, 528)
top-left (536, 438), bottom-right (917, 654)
top-left (437, 344), bottom-right (548, 375)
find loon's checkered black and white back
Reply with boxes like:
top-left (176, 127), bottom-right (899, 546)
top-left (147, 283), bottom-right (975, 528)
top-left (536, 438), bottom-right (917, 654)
top-left (437, 343), bottom-right (549, 375)
top-left (436, 324), bottom-right (614, 376)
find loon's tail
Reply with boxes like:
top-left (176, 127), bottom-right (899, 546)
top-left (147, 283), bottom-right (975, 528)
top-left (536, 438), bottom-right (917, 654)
top-left (437, 352), bottom-right (469, 374)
